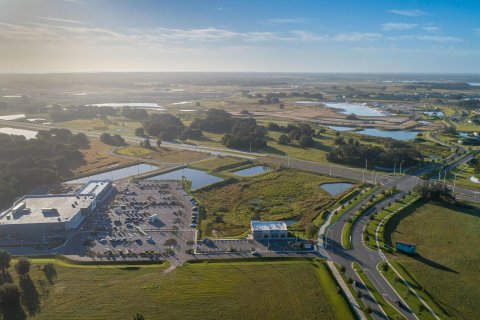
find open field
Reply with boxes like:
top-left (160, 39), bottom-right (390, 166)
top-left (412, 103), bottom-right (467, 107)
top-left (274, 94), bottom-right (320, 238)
top-left (114, 146), bottom-right (209, 164)
top-left (194, 168), bottom-right (350, 237)
top-left (56, 117), bottom-right (141, 137)
top-left (73, 138), bottom-right (136, 175)
top-left (387, 202), bottom-right (480, 319)
top-left (8, 258), bottom-right (353, 320)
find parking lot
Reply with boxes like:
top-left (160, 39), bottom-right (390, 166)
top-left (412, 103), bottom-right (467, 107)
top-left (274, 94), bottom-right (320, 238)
top-left (72, 180), bottom-right (197, 261)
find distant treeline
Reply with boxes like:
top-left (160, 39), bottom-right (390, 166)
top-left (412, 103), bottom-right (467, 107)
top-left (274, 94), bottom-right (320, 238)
top-left (0, 129), bottom-right (85, 208)
top-left (327, 138), bottom-right (421, 169)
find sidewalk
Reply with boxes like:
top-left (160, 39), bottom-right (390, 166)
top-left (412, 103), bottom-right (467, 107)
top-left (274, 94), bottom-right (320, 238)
top-left (327, 260), bottom-right (367, 320)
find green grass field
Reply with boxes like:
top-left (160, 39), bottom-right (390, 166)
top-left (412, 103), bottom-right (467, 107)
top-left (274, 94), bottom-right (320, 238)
top-left (194, 169), bottom-right (349, 237)
top-left (387, 202), bottom-right (480, 319)
top-left (114, 146), bottom-right (208, 164)
top-left (189, 156), bottom-right (248, 171)
top-left (10, 259), bottom-right (353, 320)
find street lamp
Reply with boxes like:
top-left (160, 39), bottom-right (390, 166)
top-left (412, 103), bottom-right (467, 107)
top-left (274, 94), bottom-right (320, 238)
top-left (453, 165), bottom-right (468, 192)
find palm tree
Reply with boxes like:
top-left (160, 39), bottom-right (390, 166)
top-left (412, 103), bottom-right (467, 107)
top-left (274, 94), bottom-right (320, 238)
top-left (15, 257), bottom-right (31, 279)
top-left (0, 250), bottom-right (11, 273)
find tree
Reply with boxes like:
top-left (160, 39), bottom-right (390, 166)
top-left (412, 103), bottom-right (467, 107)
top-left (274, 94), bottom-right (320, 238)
top-left (133, 313), bottom-right (145, 320)
top-left (0, 283), bottom-right (21, 307)
top-left (278, 134), bottom-right (289, 145)
top-left (0, 250), bottom-right (11, 274)
top-left (143, 138), bottom-right (151, 148)
top-left (134, 127), bottom-right (145, 137)
top-left (346, 113), bottom-right (358, 120)
top-left (299, 134), bottom-right (314, 147)
top-left (305, 223), bottom-right (318, 240)
top-left (15, 257), bottom-right (31, 278)
top-left (69, 133), bottom-right (89, 147)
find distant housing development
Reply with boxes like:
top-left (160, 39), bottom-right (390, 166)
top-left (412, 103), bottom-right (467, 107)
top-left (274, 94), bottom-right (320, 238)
top-left (0, 180), bottom-right (112, 237)
top-left (251, 220), bottom-right (288, 239)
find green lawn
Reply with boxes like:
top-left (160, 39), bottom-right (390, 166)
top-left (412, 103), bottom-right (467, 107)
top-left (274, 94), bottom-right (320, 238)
top-left (194, 168), bottom-right (350, 237)
top-left (8, 258), bottom-right (353, 320)
top-left (387, 202), bottom-right (480, 319)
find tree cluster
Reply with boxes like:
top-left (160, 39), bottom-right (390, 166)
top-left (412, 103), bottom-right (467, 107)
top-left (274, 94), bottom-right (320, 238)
top-left (327, 138), bottom-right (421, 168)
top-left (413, 182), bottom-right (455, 203)
top-left (221, 118), bottom-right (267, 149)
top-left (99, 133), bottom-right (126, 146)
top-left (0, 129), bottom-right (85, 207)
top-left (142, 113), bottom-right (186, 140)
top-left (269, 122), bottom-right (315, 147)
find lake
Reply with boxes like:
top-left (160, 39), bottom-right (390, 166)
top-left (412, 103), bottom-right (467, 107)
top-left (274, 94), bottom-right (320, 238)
top-left (320, 182), bottom-right (353, 196)
top-left (66, 163), bottom-right (160, 184)
top-left (326, 125), bottom-right (355, 131)
top-left (233, 166), bottom-right (271, 176)
top-left (148, 168), bottom-right (223, 190)
top-left (357, 128), bottom-right (419, 140)
top-left (0, 127), bottom-right (38, 139)
top-left (324, 102), bottom-right (388, 117)
top-left (86, 103), bottom-right (165, 110)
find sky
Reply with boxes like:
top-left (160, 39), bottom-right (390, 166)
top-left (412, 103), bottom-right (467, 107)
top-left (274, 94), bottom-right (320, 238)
top-left (0, 0), bottom-right (479, 73)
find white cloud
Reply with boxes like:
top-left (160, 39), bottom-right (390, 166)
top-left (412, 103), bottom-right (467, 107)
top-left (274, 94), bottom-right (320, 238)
top-left (422, 25), bottom-right (440, 32)
top-left (416, 35), bottom-right (461, 42)
top-left (35, 16), bottom-right (86, 25)
top-left (389, 9), bottom-right (427, 17)
top-left (263, 17), bottom-right (308, 25)
top-left (332, 32), bottom-right (382, 41)
top-left (382, 23), bottom-right (417, 31)
top-left (64, 0), bottom-right (87, 4)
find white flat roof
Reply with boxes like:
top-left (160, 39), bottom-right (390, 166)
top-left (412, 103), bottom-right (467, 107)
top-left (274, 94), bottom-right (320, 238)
top-left (251, 220), bottom-right (287, 231)
top-left (78, 180), bottom-right (111, 197)
top-left (0, 194), bottom-right (92, 225)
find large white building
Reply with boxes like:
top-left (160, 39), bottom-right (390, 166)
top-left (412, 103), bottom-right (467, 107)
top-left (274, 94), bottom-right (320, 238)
top-left (0, 180), bottom-right (112, 237)
top-left (251, 220), bottom-right (288, 239)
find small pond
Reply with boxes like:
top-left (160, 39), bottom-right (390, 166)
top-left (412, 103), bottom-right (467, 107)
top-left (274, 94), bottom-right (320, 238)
top-left (323, 102), bottom-right (389, 117)
top-left (356, 128), bottom-right (419, 140)
top-left (320, 182), bottom-right (353, 196)
top-left (233, 166), bottom-right (271, 176)
top-left (326, 125), bottom-right (356, 131)
top-left (148, 168), bottom-right (223, 190)
top-left (0, 127), bottom-right (38, 139)
top-left (66, 163), bottom-right (160, 184)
